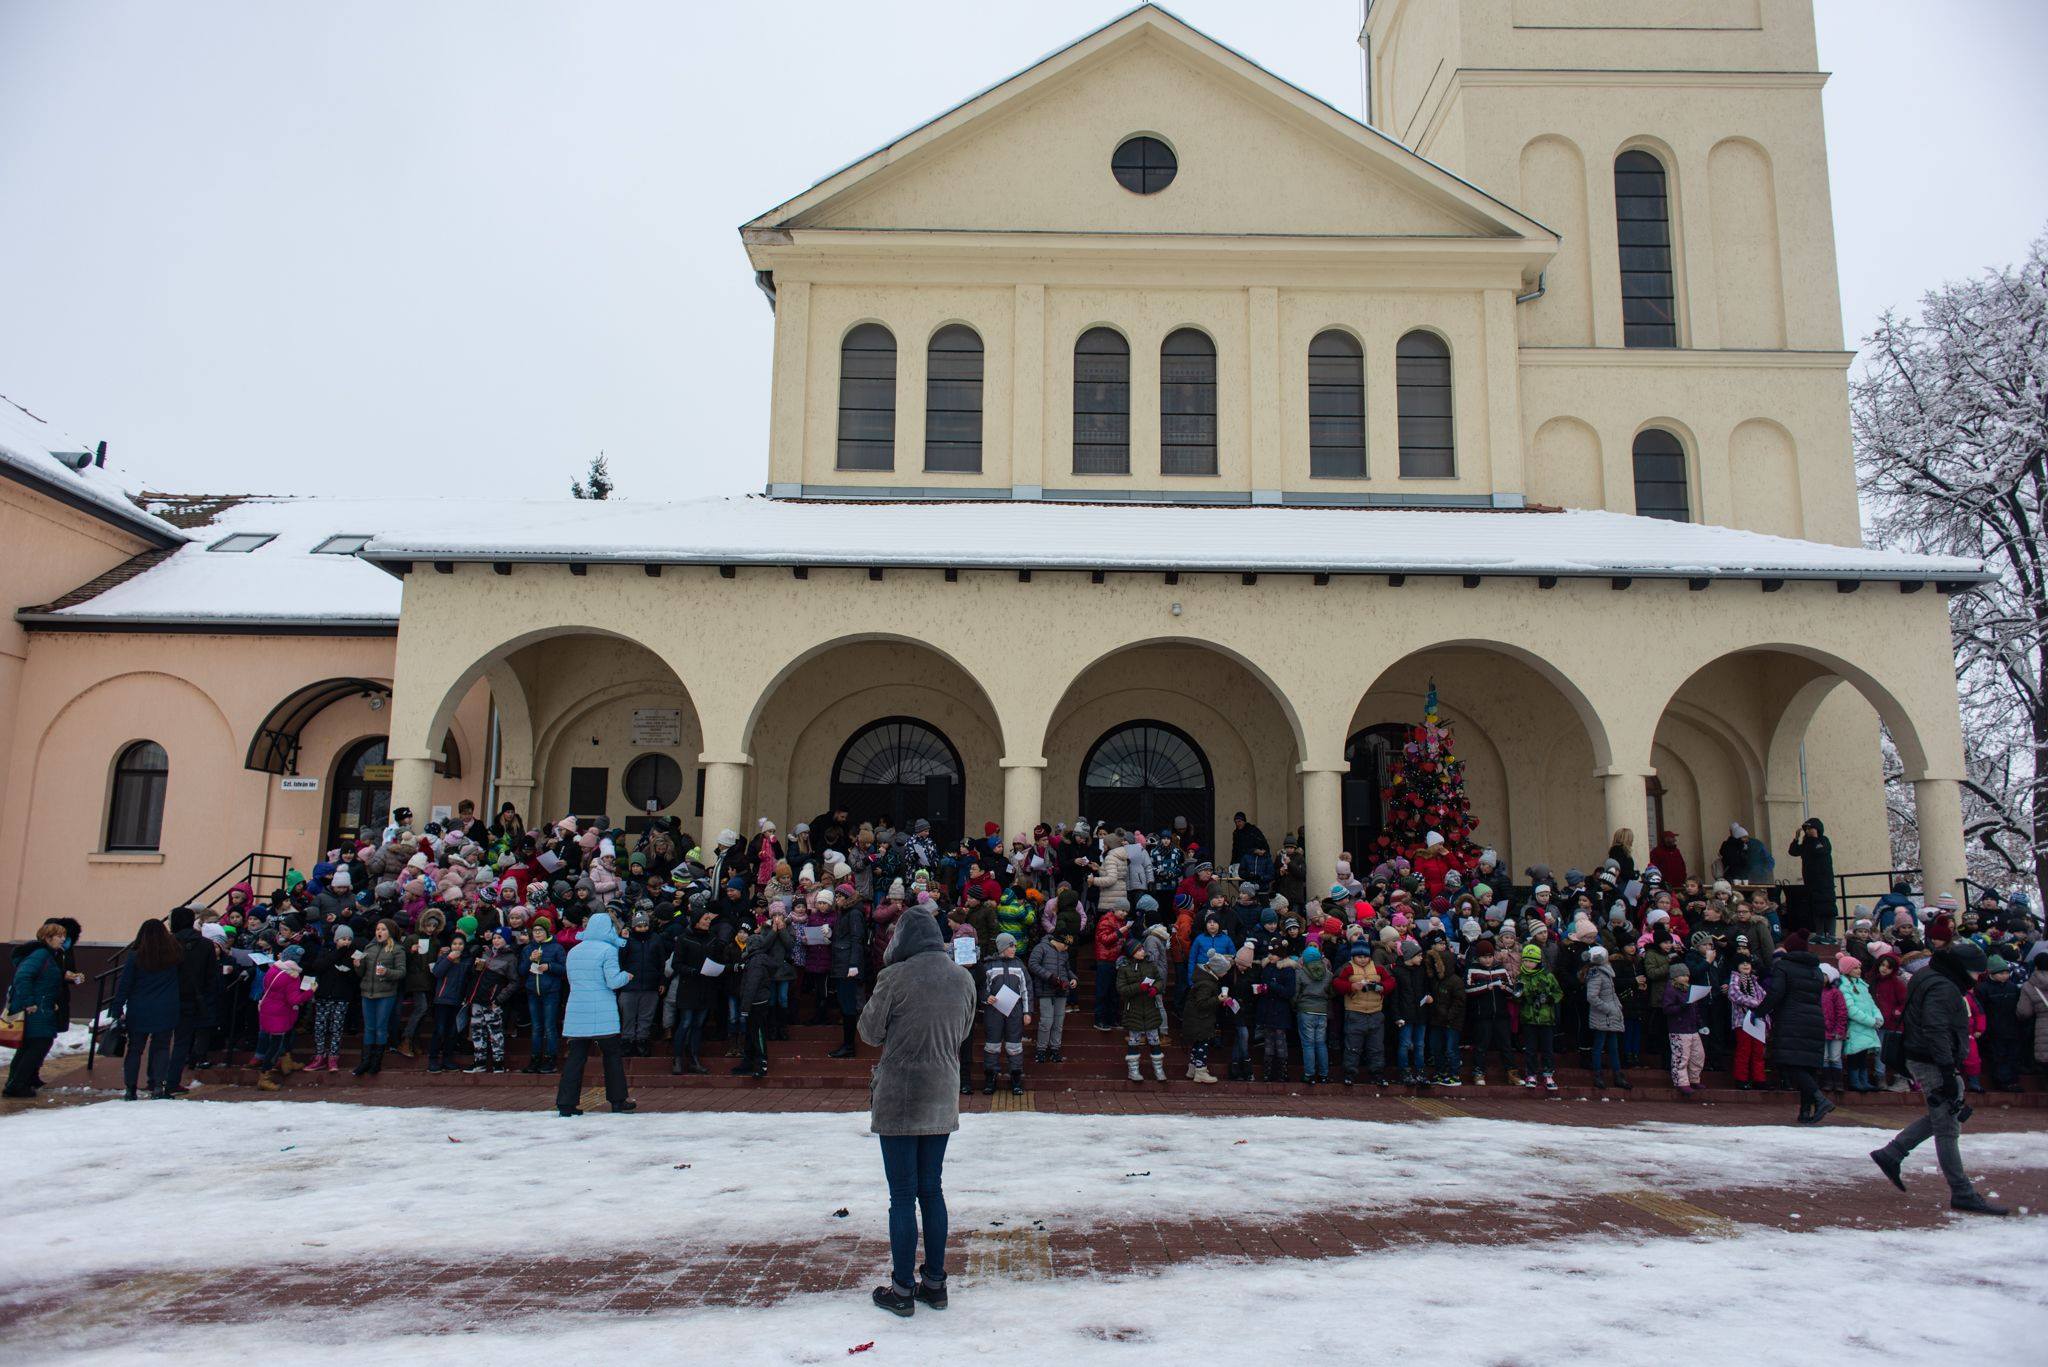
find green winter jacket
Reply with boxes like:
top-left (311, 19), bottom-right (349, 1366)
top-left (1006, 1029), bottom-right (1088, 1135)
top-left (994, 897), bottom-right (1036, 952)
top-left (1841, 975), bottom-right (1883, 1056)
top-left (1117, 956), bottom-right (1164, 1032)
top-left (1518, 965), bottom-right (1562, 1027)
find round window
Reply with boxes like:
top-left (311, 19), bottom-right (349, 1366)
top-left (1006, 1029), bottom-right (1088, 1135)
top-left (1112, 135), bottom-right (1176, 194)
top-left (622, 754), bottom-right (684, 812)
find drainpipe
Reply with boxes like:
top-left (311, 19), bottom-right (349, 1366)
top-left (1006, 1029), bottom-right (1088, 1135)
top-left (1515, 272), bottom-right (1547, 306)
top-left (754, 270), bottom-right (777, 313)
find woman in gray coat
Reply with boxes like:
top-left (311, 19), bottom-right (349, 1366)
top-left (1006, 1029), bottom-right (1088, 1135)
top-left (858, 908), bottom-right (977, 1318)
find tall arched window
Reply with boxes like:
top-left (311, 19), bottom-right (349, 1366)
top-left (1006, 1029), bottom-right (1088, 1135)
top-left (831, 718), bottom-right (964, 846)
top-left (1632, 428), bottom-right (1691, 521)
top-left (836, 323), bottom-right (896, 470)
top-left (107, 740), bottom-right (168, 851)
top-left (1615, 150), bottom-right (1677, 347)
top-left (1308, 329), bottom-right (1366, 478)
top-left (1395, 330), bottom-right (1454, 477)
top-left (1073, 327), bottom-right (1130, 474)
top-left (924, 324), bottom-right (983, 473)
top-left (1160, 328), bottom-right (1217, 475)
top-left (1080, 721), bottom-right (1213, 848)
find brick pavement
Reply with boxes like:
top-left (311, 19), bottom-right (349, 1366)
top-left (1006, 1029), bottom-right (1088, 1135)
top-left (5, 1165), bottom-right (2040, 1342)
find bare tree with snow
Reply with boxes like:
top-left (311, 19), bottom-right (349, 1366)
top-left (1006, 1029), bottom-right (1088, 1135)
top-left (1854, 230), bottom-right (2048, 899)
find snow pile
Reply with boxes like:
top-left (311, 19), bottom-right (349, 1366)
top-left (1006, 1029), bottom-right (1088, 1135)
top-left (0, 1022), bottom-right (93, 1069)
top-left (4, 1100), bottom-right (2043, 1288)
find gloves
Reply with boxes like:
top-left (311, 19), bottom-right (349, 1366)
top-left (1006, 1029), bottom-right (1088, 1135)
top-left (1140, 980), bottom-right (1157, 997)
top-left (1938, 1068), bottom-right (1962, 1104)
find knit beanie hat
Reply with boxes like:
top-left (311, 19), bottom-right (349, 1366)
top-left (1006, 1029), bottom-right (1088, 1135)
top-left (455, 914), bottom-right (478, 938)
top-left (1520, 943), bottom-right (1541, 963)
top-left (1399, 937), bottom-right (1421, 959)
top-left (996, 932), bottom-right (1017, 951)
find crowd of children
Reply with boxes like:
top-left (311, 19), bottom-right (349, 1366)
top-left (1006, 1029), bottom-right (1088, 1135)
top-left (15, 800), bottom-right (2045, 1108)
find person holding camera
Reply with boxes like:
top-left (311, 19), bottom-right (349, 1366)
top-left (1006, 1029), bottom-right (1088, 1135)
top-left (1870, 939), bottom-right (2007, 1215)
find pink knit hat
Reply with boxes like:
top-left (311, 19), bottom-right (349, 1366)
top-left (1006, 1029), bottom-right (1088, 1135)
top-left (1836, 953), bottom-right (1861, 974)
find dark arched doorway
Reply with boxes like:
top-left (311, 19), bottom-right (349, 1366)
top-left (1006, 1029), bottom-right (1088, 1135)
top-left (1081, 721), bottom-right (1212, 848)
top-left (328, 736), bottom-right (392, 852)
top-left (1342, 723), bottom-right (1408, 859)
top-left (831, 717), bottom-right (963, 847)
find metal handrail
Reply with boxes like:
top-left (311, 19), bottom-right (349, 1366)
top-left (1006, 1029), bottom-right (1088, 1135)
top-left (85, 852), bottom-right (290, 1072)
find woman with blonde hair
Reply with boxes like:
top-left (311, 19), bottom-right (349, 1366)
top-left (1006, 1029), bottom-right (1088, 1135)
top-left (1607, 828), bottom-right (1637, 888)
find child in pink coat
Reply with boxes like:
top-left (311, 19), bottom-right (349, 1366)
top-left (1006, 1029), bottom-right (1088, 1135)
top-left (254, 960), bottom-right (315, 1084)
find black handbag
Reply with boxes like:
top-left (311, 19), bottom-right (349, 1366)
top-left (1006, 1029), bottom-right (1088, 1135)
top-left (98, 1018), bottom-right (128, 1058)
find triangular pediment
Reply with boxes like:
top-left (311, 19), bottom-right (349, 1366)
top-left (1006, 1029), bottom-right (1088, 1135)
top-left (749, 5), bottom-right (1551, 244)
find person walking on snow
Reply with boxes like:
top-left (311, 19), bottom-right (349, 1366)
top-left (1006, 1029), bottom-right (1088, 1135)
top-left (1870, 939), bottom-right (2008, 1215)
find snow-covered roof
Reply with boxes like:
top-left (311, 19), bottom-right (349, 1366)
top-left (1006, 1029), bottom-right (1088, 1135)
top-left (29, 495), bottom-right (516, 629)
top-left (362, 495), bottom-right (1988, 584)
top-left (26, 494), bottom-right (1984, 631)
top-left (0, 395), bottom-right (187, 547)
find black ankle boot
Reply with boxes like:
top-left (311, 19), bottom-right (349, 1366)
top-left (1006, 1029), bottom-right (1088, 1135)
top-left (981, 1067), bottom-right (998, 1096)
top-left (1009, 1070), bottom-right (1024, 1096)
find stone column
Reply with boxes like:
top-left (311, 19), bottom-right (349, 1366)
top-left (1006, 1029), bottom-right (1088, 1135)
top-left (1912, 777), bottom-right (1966, 903)
top-left (699, 755), bottom-right (751, 847)
top-left (1000, 757), bottom-right (1045, 842)
top-left (1600, 768), bottom-right (1653, 852)
top-left (1300, 762), bottom-right (1346, 889)
top-left (390, 756), bottom-right (437, 831)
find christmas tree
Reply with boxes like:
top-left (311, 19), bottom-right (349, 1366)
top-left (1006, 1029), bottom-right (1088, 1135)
top-left (1375, 679), bottom-right (1480, 868)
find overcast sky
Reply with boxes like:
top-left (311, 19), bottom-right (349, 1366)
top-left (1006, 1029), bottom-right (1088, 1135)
top-left (2, 0), bottom-right (2043, 500)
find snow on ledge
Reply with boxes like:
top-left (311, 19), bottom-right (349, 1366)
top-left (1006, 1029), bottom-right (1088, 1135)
top-left (363, 495), bottom-right (1987, 582)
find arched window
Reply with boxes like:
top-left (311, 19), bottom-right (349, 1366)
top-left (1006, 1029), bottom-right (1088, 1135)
top-left (831, 718), bottom-right (964, 847)
top-left (1632, 428), bottom-right (1691, 521)
top-left (924, 324), bottom-right (983, 473)
top-left (107, 741), bottom-right (168, 851)
top-left (836, 323), bottom-right (896, 470)
top-left (1073, 327), bottom-right (1130, 474)
top-left (1615, 150), bottom-right (1677, 347)
top-left (1308, 330), bottom-right (1366, 478)
top-left (1160, 328), bottom-right (1217, 476)
top-left (1081, 722), bottom-right (1213, 848)
top-left (434, 729), bottom-right (461, 779)
top-left (1395, 331), bottom-right (1454, 477)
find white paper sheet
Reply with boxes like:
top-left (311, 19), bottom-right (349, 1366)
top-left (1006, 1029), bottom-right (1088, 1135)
top-left (1740, 1011), bottom-right (1768, 1042)
top-left (1687, 984), bottom-right (1711, 1003)
top-left (537, 851), bottom-right (564, 874)
top-left (952, 939), bottom-right (979, 965)
top-left (699, 958), bottom-right (727, 978)
top-left (992, 984), bottom-right (1021, 1016)
top-left (801, 925), bottom-right (830, 946)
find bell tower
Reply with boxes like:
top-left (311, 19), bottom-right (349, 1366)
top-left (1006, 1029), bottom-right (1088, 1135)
top-left (1361, 0), bottom-right (1843, 354)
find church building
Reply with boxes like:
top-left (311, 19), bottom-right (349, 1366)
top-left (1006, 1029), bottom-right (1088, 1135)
top-left (0, 2), bottom-right (1987, 942)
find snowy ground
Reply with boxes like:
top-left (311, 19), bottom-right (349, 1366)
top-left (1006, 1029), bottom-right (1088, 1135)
top-left (4, 1101), bottom-right (2044, 1363)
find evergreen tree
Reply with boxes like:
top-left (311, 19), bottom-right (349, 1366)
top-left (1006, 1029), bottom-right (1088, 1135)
top-left (570, 452), bottom-right (614, 500)
top-left (1376, 680), bottom-right (1480, 868)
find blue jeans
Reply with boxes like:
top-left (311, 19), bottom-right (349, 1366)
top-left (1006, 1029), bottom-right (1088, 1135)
top-left (1296, 1012), bottom-right (1329, 1078)
top-left (1590, 1030), bottom-right (1623, 1078)
top-left (673, 1007), bottom-right (707, 1060)
top-left (360, 995), bottom-right (398, 1046)
top-left (531, 994), bottom-right (562, 1055)
top-left (879, 1134), bottom-right (950, 1293)
top-left (1094, 962), bottom-right (1120, 1028)
top-left (1398, 1022), bottom-right (1427, 1073)
top-left (1430, 1025), bottom-right (1462, 1076)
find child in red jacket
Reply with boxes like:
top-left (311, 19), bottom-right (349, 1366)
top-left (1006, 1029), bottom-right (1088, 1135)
top-left (1091, 907), bottom-right (1126, 1031)
top-left (1819, 963), bottom-right (1849, 1095)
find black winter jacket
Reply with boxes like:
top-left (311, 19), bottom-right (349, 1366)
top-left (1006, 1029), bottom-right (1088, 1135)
top-left (1761, 950), bottom-right (1826, 1067)
top-left (1902, 951), bottom-right (1974, 1069)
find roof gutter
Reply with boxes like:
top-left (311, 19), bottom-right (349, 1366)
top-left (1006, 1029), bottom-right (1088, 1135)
top-left (15, 612), bottom-right (398, 637)
top-left (355, 549), bottom-right (1989, 588)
